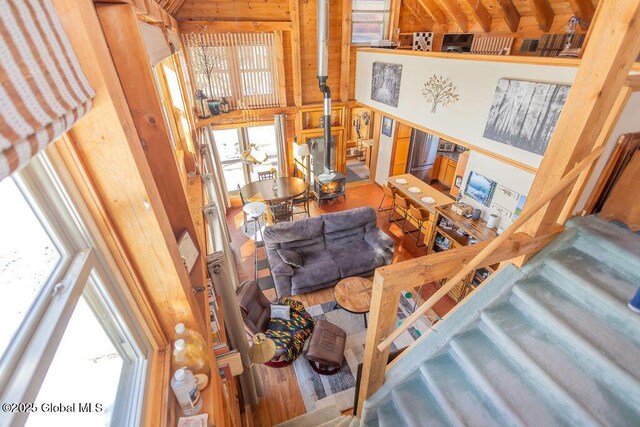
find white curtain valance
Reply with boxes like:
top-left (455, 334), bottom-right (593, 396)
top-left (0, 0), bottom-right (95, 182)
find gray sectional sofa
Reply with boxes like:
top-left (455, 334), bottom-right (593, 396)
top-left (263, 207), bottom-right (395, 296)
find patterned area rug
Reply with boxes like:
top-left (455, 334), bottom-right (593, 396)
top-left (293, 293), bottom-right (432, 412)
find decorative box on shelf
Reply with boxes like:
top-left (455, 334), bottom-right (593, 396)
top-left (451, 202), bottom-right (473, 216)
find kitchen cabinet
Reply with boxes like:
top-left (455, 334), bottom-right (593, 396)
top-left (433, 155), bottom-right (442, 180)
top-left (435, 155), bottom-right (457, 187)
top-left (444, 159), bottom-right (457, 187)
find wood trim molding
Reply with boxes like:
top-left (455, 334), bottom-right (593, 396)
top-left (178, 20), bottom-right (292, 33)
top-left (356, 47), bottom-right (582, 67)
top-left (357, 103), bottom-right (538, 174)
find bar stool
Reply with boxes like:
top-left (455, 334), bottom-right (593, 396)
top-left (407, 205), bottom-right (429, 247)
top-left (378, 185), bottom-right (396, 214)
top-left (244, 201), bottom-right (267, 282)
top-left (394, 195), bottom-right (415, 232)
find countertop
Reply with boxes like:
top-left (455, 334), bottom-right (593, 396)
top-left (388, 174), bottom-right (455, 214)
top-left (437, 151), bottom-right (460, 162)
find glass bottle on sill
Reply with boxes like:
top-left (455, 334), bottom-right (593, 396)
top-left (175, 323), bottom-right (208, 355)
top-left (173, 339), bottom-right (211, 390)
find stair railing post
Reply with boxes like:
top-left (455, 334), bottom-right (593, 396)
top-left (357, 271), bottom-right (400, 415)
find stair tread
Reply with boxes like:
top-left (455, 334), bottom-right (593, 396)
top-left (571, 216), bottom-right (640, 275)
top-left (550, 247), bottom-right (637, 301)
top-left (514, 277), bottom-right (640, 379)
top-left (420, 354), bottom-right (506, 427)
top-left (391, 377), bottom-right (449, 427)
top-left (376, 401), bottom-right (406, 427)
top-left (275, 404), bottom-right (342, 427)
top-left (483, 304), bottom-right (639, 426)
top-left (451, 329), bottom-right (571, 426)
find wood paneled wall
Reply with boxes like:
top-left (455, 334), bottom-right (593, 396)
top-left (177, 0), bottom-right (291, 21)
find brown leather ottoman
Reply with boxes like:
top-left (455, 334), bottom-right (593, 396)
top-left (306, 319), bottom-right (346, 375)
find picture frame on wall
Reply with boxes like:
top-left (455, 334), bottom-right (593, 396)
top-left (464, 171), bottom-right (497, 207)
top-left (382, 116), bottom-right (393, 137)
top-left (454, 175), bottom-right (463, 188)
top-left (371, 62), bottom-right (403, 107)
top-left (483, 78), bottom-right (570, 156)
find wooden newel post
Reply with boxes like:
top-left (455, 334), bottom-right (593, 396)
top-left (357, 270), bottom-right (400, 415)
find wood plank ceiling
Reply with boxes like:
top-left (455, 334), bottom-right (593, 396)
top-left (165, 0), bottom-right (599, 35)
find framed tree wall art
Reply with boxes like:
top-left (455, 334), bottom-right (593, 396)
top-left (483, 78), bottom-right (570, 156)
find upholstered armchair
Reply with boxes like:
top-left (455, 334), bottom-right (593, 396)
top-left (236, 281), bottom-right (314, 366)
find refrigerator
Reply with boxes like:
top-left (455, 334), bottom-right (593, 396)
top-left (407, 129), bottom-right (439, 183)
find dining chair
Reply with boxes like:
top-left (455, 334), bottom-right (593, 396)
top-left (257, 170), bottom-right (276, 181)
top-left (292, 180), bottom-right (311, 218)
top-left (267, 197), bottom-right (294, 223)
top-left (407, 204), bottom-right (430, 247)
top-left (238, 184), bottom-right (249, 232)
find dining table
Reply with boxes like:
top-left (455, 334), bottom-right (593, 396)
top-left (240, 176), bottom-right (307, 203)
top-left (387, 174), bottom-right (454, 214)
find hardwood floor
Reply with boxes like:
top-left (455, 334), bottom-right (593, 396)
top-left (225, 182), bottom-right (456, 426)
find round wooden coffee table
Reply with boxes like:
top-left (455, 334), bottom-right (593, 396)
top-left (334, 277), bottom-right (373, 327)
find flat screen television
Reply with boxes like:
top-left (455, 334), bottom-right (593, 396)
top-left (464, 171), bottom-right (497, 207)
top-left (441, 33), bottom-right (475, 53)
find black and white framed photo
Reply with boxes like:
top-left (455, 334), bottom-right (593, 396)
top-left (483, 78), bottom-right (570, 156)
top-left (382, 116), bottom-right (393, 137)
top-left (454, 175), bottom-right (463, 188)
top-left (371, 62), bottom-right (402, 108)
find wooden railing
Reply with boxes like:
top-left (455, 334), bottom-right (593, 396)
top-left (356, 144), bottom-right (606, 414)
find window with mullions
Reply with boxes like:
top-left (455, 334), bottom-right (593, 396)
top-left (351, 0), bottom-right (391, 44)
top-left (0, 157), bottom-right (148, 426)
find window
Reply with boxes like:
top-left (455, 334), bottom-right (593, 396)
top-left (351, 0), bottom-right (391, 44)
top-left (183, 32), bottom-right (282, 109)
top-left (0, 155), bottom-right (148, 426)
top-left (213, 124), bottom-right (279, 194)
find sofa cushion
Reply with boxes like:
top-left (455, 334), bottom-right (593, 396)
top-left (321, 207), bottom-right (376, 234)
top-left (263, 216), bottom-right (324, 249)
top-left (277, 249), bottom-right (303, 268)
top-left (291, 256), bottom-right (340, 291)
top-left (325, 226), bottom-right (366, 248)
top-left (329, 240), bottom-right (385, 277)
top-left (280, 234), bottom-right (326, 256)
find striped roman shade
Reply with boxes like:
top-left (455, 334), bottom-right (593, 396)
top-left (0, 0), bottom-right (95, 181)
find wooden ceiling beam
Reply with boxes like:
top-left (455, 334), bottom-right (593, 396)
top-left (494, 0), bottom-right (520, 32)
top-left (434, 0), bottom-right (470, 32)
top-left (402, 0), bottom-right (435, 30)
top-left (463, 0), bottom-right (491, 32)
top-left (525, 0), bottom-right (554, 31)
top-left (416, 0), bottom-right (449, 26)
top-left (567, 0), bottom-right (595, 26)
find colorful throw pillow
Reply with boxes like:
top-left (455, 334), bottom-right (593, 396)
top-left (277, 249), bottom-right (303, 268)
top-left (270, 304), bottom-right (291, 321)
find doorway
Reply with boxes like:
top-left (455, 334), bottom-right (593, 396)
top-left (346, 108), bottom-right (374, 183)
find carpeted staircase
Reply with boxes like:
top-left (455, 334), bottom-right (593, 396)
top-left (360, 215), bottom-right (640, 426)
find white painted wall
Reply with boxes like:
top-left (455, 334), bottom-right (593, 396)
top-left (573, 92), bottom-right (640, 213)
top-left (375, 119), bottom-right (395, 186)
top-left (356, 51), bottom-right (579, 169)
top-left (459, 151), bottom-right (535, 229)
